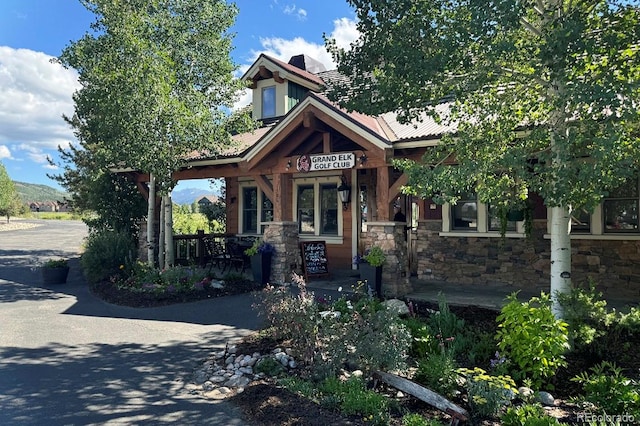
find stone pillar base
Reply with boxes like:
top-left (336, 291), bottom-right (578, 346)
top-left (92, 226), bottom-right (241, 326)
top-left (263, 222), bottom-right (299, 285)
top-left (363, 221), bottom-right (411, 298)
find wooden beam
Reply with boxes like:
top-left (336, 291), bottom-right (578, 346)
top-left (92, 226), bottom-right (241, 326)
top-left (272, 70), bottom-right (284, 84)
top-left (373, 371), bottom-right (468, 424)
top-left (272, 173), bottom-right (291, 221)
top-left (376, 166), bottom-right (390, 220)
top-left (388, 173), bottom-right (408, 204)
top-left (258, 65), bottom-right (271, 79)
top-left (254, 175), bottom-right (274, 203)
top-left (323, 132), bottom-right (331, 153)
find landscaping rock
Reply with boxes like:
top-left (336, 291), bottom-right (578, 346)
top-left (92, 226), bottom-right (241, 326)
top-left (537, 391), bottom-right (556, 406)
top-left (382, 298), bottom-right (410, 315)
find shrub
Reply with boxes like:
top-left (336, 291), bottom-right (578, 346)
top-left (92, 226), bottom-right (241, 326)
top-left (496, 292), bottom-right (570, 389)
top-left (402, 414), bottom-right (444, 426)
top-left (254, 357), bottom-right (285, 376)
top-left (402, 316), bottom-right (433, 358)
top-left (571, 361), bottom-right (640, 418)
top-left (457, 367), bottom-right (517, 420)
top-left (414, 349), bottom-right (459, 398)
top-left (502, 403), bottom-right (564, 426)
top-left (254, 273), bottom-right (410, 379)
top-left (81, 230), bottom-right (135, 283)
top-left (556, 280), bottom-right (615, 350)
top-left (319, 376), bottom-right (391, 425)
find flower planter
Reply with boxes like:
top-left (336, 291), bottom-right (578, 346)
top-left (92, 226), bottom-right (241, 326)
top-left (250, 252), bottom-right (272, 286)
top-left (359, 263), bottom-right (382, 298)
top-left (42, 266), bottom-right (70, 285)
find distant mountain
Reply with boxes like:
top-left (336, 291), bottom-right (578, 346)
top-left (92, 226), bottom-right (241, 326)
top-left (14, 181), bottom-right (68, 203)
top-left (171, 187), bottom-right (220, 205)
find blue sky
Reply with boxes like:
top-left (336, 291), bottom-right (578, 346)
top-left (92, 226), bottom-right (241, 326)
top-left (0, 0), bottom-right (358, 192)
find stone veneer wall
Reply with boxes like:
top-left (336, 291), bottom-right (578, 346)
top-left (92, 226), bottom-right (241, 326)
top-left (363, 222), bottom-right (412, 297)
top-left (263, 221), bottom-right (299, 285)
top-left (415, 219), bottom-right (640, 299)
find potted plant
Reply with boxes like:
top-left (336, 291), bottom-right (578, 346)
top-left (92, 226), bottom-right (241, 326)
top-left (244, 240), bottom-right (275, 286)
top-left (354, 246), bottom-right (386, 298)
top-left (41, 258), bottom-right (70, 285)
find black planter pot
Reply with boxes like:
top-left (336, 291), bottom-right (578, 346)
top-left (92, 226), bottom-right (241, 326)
top-left (359, 263), bottom-right (382, 298)
top-left (42, 266), bottom-right (69, 285)
top-left (250, 252), bottom-right (272, 286)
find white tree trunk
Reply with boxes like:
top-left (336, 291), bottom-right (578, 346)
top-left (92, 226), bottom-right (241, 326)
top-left (147, 174), bottom-right (156, 267)
top-left (549, 205), bottom-right (572, 317)
top-left (158, 196), bottom-right (165, 268)
top-left (164, 194), bottom-right (174, 268)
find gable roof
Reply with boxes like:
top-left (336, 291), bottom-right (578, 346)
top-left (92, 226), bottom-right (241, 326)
top-left (241, 53), bottom-right (325, 91)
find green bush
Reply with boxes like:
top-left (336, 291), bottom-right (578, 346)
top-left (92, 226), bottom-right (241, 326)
top-left (254, 273), bottom-right (410, 379)
top-left (571, 361), bottom-right (640, 418)
top-left (414, 349), bottom-right (459, 398)
top-left (496, 292), bottom-right (570, 389)
top-left (502, 403), bottom-right (564, 426)
top-left (319, 376), bottom-right (391, 425)
top-left (401, 413), bottom-right (445, 426)
top-left (254, 357), bottom-right (285, 376)
top-left (402, 316), bottom-right (433, 358)
top-left (81, 230), bottom-right (135, 283)
top-left (457, 367), bottom-right (517, 420)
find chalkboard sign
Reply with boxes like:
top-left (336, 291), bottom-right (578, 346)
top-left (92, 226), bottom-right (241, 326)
top-left (300, 241), bottom-right (329, 280)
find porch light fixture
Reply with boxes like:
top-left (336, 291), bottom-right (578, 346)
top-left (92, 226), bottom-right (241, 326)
top-left (359, 154), bottom-right (368, 166)
top-left (286, 159), bottom-right (292, 170)
top-left (337, 176), bottom-right (351, 210)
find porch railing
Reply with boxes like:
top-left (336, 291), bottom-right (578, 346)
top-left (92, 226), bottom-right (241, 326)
top-left (173, 231), bottom-right (258, 267)
top-left (173, 230), bottom-right (224, 267)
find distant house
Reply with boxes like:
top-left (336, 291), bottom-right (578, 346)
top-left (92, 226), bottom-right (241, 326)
top-left (195, 195), bottom-right (218, 211)
top-left (28, 201), bottom-right (66, 212)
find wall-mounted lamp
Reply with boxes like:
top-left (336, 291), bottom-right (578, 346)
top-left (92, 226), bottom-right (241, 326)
top-left (359, 154), bottom-right (368, 167)
top-left (337, 176), bottom-right (351, 210)
top-left (230, 196), bottom-right (236, 204)
top-left (286, 159), bottom-right (292, 170)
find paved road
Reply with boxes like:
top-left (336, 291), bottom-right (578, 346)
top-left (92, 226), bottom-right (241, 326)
top-left (0, 220), bottom-right (260, 425)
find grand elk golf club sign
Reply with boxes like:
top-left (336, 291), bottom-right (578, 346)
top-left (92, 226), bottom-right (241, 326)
top-left (296, 152), bottom-right (355, 172)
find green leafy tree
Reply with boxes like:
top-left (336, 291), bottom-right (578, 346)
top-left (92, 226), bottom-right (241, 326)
top-left (49, 144), bottom-right (147, 235)
top-left (329, 0), bottom-right (640, 316)
top-left (57, 0), bottom-right (253, 265)
top-left (0, 162), bottom-right (22, 222)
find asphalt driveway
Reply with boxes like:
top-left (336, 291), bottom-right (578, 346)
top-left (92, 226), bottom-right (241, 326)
top-left (0, 219), bottom-right (260, 425)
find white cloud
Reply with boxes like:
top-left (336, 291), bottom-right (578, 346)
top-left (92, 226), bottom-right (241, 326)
top-left (283, 4), bottom-right (307, 20)
top-left (0, 145), bottom-right (11, 159)
top-left (246, 17), bottom-right (359, 69)
top-left (0, 47), bottom-right (79, 152)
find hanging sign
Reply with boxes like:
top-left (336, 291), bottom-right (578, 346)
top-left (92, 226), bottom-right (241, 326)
top-left (297, 152), bottom-right (355, 172)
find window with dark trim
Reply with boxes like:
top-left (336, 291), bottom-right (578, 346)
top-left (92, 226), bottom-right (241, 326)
top-left (603, 178), bottom-right (639, 233)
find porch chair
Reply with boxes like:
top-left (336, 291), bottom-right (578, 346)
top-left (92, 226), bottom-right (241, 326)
top-left (225, 238), bottom-right (250, 273)
top-left (203, 237), bottom-right (230, 274)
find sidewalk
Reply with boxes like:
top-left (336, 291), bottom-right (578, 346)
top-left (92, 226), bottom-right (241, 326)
top-left (301, 268), bottom-right (637, 312)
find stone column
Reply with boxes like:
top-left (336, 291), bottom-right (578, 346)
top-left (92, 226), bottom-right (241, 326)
top-left (363, 221), bottom-right (411, 297)
top-left (263, 221), bottom-right (299, 285)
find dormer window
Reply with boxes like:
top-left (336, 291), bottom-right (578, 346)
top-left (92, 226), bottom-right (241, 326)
top-left (262, 86), bottom-right (276, 118)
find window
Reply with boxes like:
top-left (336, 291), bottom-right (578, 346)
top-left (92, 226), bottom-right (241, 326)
top-left (295, 179), bottom-right (343, 237)
top-left (488, 204), bottom-right (517, 232)
top-left (298, 185), bottom-right (315, 234)
top-left (320, 184), bottom-right (338, 235)
top-left (242, 187), bottom-right (258, 233)
top-left (240, 185), bottom-right (272, 234)
top-left (452, 193), bottom-right (477, 230)
top-left (262, 86), bottom-right (276, 118)
top-left (571, 207), bottom-right (591, 233)
top-left (603, 178), bottom-right (639, 233)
